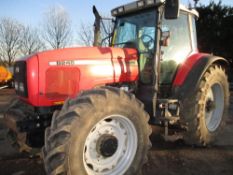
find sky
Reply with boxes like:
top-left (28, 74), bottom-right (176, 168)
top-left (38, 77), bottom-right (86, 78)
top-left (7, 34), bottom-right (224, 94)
top-left (0, 0), bottom-right (232, 35)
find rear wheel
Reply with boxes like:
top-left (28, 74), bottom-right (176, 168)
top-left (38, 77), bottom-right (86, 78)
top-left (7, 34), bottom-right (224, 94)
top-left (182, 65), bottom-right (229, 146)
top-left (43, 87), bottom-right (151, 175)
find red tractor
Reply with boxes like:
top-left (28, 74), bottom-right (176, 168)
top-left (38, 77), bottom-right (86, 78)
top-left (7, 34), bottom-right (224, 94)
top-left (4, 0), bottom-right (230, 174)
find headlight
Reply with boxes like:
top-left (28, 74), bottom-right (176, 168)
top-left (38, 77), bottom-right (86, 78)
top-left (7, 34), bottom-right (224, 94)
top-left (137, 1), bottom-right (145, 7)
top-left (19, 82), bottom-right (24, 92)
top-left (15, 81), bottom-right (19, 90)
top-left (118, 7), bottom-right (124, 13)
top-left (146, 0), bottom-right (156, 5)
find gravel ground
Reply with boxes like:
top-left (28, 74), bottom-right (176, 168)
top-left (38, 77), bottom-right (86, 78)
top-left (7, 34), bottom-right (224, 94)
top-left (0, 89), bottom-right (232, 175)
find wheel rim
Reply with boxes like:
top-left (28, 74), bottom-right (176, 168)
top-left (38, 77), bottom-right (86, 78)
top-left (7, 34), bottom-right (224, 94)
top-left (205, 83), bottom-right (224, 132)
top-left (83, 114), bottom-right (138, 175)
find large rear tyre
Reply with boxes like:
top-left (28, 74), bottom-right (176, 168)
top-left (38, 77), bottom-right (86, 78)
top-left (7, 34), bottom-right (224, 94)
top-left (43, 87), bottom-right (151, 175)
top-left (182, 65), bottom-right (229, 146)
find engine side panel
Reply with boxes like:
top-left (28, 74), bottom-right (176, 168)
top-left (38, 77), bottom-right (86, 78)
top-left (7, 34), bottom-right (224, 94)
top-left (16, 47), bottom-right (138, 107)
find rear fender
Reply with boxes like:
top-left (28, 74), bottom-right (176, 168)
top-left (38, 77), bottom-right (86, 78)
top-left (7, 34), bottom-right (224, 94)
top-left (173, 54), bottom-right (229, 99)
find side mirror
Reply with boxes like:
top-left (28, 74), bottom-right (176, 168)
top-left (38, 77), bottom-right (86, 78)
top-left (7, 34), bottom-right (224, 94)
top-left (164, 0), bottom-right (180, 19)
top-left (160, 29), bottom-right (170, 47)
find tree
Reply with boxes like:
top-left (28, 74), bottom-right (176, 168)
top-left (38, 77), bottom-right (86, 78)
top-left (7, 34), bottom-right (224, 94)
top-left (196, 1), bottom-right (233, 80)
top-left (193, 0), bottom-right (200, 7)
top-left (78, 17), bottom-right (113, 47)
top-left (0, 17), bottom-right (23, 66)
top-left (42, 5), bottom-right (72, 49)
top-left (78, 22), bottom-right (94, 46)
top-left (20, 26), bottom-right (45, 56)
top-left (196, 1), bottom-right (233, 53)
top-left (100, 18), bottom-right (114, 46)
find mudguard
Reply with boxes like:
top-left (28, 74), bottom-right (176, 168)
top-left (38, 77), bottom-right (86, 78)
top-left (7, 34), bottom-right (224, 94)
top-left (173, 54), bottom-right (229, 99)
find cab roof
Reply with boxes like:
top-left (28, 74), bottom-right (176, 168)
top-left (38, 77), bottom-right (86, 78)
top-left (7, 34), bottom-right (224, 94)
top-left (111, 0), bottom-right (199, 17)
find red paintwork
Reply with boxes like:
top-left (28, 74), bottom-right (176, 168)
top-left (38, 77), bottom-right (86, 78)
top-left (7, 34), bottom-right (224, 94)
top-left (18, 47), bottom-right (210, 107)
top-left (173, 52), bottom-right (208, 86)
top-left (19, 47), bottom-right (138, 107)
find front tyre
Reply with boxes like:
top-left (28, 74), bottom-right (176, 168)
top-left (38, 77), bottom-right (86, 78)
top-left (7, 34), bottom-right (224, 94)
top-left (43, 87), bottom-right (151, 175)
top-left (182, 65), bottom-right (229, 146)
top-left (4, 99), bottom-right (41, 155)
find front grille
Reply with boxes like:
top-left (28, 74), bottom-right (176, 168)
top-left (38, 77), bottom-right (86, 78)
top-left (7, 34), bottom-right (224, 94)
top-left (45, 68), bottom-right (80, 99)
top-left (14, 61), bottom-right (28, 97)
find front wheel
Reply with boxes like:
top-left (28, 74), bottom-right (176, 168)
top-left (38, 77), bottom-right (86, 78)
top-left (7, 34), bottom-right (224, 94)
top-left (4, 99), bottom-right (41, 155)
top-left (43, 87), bottom-right (151, 175)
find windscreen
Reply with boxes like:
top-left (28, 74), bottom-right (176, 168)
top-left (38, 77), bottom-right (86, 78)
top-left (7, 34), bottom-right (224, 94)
top-left (112, 9), bottom-right (157, 84)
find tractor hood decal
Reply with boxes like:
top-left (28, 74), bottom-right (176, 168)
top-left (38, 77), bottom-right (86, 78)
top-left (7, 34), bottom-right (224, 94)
top-left (49, 60), bottom-right (111, 66)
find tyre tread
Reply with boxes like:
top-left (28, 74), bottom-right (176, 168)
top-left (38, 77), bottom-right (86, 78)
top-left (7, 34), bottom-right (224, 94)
top-left (43, 87), bottom-right (151, 175)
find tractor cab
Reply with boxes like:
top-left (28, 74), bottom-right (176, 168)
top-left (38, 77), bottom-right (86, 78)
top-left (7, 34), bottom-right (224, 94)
top-left (110, 0), bottom-right (199, 117)
top-left (111, 0), bottom-right (198, 85)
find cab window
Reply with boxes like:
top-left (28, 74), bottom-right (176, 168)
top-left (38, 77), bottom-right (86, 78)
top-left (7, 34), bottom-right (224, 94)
top-left (160, 12), bottom-right (192, 84)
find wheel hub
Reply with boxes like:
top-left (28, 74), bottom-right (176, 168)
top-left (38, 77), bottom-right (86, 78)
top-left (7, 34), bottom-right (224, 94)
top-left (205, 98), bottom-right (215, 112)
top-left (83, 115), bottom-right (138, 175)
top-left (205, 83), bottom-right (224, 132)
top-left (97, 135), bottom-right (118, 157)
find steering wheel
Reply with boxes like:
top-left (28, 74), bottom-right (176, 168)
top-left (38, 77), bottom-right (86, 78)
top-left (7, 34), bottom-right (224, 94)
top-left (140, 34), bottom-right (154, 50)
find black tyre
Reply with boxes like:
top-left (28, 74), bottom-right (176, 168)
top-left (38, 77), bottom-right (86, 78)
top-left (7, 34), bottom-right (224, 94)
top-left (4, 99), bottom-right (41, 155)
top-left (7, 80), bottom-right (14, 88)
top-left (182, 65), bottom-right (229, 146)
top-left (43, 87), bottom-right (151, 175)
